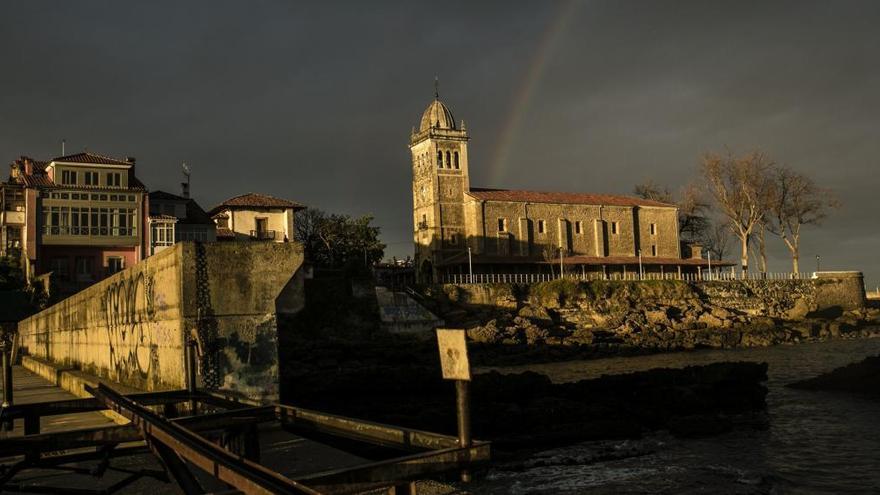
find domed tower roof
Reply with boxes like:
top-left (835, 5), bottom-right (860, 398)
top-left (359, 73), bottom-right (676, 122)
top-left (419, 98), bottom-right (457, 132)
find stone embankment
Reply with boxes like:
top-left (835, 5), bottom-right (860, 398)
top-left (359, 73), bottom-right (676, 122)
top-left (426, 277), bottom-right (879, 364)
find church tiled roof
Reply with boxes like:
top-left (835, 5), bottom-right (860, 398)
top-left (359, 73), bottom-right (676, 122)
top-left (466, 188), bottom-right (675, 208)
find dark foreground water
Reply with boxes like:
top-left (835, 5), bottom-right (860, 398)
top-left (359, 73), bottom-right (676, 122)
top-left (472, 337), bottom-right (880, 494)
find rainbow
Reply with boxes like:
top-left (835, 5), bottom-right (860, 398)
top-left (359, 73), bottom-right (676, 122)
top-left (488, 0), bottom-right (579, 185)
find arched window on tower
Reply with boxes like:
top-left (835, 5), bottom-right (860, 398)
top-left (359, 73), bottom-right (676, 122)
top-left (437, 150), bottom-right (443, 168)
top-left (445, 151), bottom-right (451, 168)
top-left (454, 152), bottom-right (460, 169)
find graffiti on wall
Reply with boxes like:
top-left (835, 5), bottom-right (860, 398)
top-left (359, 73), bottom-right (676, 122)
top-left (103, 272), bottom-right (158, 379)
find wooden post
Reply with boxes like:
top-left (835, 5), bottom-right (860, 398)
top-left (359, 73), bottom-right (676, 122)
top-left (185, 338), bottom-right (198, 415)
top-left (1, 344), bottom-right (12, 432)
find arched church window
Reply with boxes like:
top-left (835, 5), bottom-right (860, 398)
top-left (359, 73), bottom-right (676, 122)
top-left (454, 152), bottom-right (460, 169)
top-left (437, 150), bottom-right (443, 168)
top-left (445, 151), bottom-right (451, 168)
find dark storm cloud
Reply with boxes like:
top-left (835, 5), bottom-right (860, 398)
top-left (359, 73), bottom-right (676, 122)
top-left (2, 1), bottom-right (878, 285)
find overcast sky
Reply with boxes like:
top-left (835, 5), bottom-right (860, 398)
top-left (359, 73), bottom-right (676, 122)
top-left (2, 1), bottom-right (878, 286)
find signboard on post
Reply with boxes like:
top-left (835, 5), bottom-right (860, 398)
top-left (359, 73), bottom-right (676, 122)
top-left (436, 329), bottom-right (471, 381)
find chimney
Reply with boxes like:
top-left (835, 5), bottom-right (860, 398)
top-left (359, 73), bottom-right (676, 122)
top-left (126, 156), bottom-right (136, 164)
top-left (23, 158), bottom-right (33, 175)
top-left (181, 181), bottom-right (190, 199)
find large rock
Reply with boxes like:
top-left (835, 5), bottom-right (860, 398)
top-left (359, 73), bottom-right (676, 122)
top-left (698, 312), bottom-right (725, 328)
top-left (645, 308), bottom-right (670, 326)
top-left (788, 354), bottom-right (880, 396)
top-left (517, 304), bottom-right (552, 322)
top-left (785, 297), bottom-right (812, 320)
top-left (467, 319), bottom-right (503, 344)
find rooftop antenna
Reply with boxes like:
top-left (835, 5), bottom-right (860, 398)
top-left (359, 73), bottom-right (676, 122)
top-left (181, 162), bottom-right (191, 199)
top-left (61, 139), bottom-right (66, 156)
top-left (434, 75), bottom-right (439, 99)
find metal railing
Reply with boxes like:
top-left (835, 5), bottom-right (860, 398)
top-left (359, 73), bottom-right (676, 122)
top-left (249, 230), bottom-right (276, 241)
top-left (441, 271), bottom-right (816, 284)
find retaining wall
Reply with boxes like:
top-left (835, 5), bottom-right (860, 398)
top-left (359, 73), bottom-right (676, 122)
top-left (17, 241), bottom-right (305, 403)
top-left (437, 271), bottom-right (867, 319)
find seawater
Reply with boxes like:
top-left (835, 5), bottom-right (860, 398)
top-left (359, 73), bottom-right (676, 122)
top-left (472, 337), bottom-right (880, 494)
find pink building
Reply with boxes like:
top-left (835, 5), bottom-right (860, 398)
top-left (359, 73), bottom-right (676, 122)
top-left (1, 153), bottom-right (149, 294)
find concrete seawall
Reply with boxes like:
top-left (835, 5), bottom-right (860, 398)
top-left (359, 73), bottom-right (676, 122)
top-left (17, 241), bottom-right (305, 403)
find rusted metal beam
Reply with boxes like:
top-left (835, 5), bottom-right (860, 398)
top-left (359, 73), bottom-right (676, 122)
top-left (0, 405), bottom-right (275, 458)
top-left (151, 440), bottom-right (205, 495)
top-left (86, 383), bottom-right (320, 495)
top-left (275, 405), bottom-right (462, 452)
top-left (300, 443), bottom-right (491, 495)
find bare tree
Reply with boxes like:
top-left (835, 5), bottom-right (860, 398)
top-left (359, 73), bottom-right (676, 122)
top-left (752, 221), bottom-right (769, 273)
top-left (633, 180), bottom-right (673, 203)
top-left (633, 181), bottom-right (710, 243)
top-left (768, 165), bottom-right (839, 273)
top-left (701, 151), bottom-right (776, 276)
top-left (703, 222), bottom-right (731, 261)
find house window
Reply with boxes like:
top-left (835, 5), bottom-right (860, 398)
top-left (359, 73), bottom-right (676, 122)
top-left (454, 152), bottom-right (460, 169)
top-left (445, 151), bottom-right (451, 168)
top-left (611, 222), bottom-right (619, 235)
top-left (5, 226), bottom-right (22, 249)
top-left (75, 257), bottom-right (93, 282)
top-left (650, 223), bottom-right (657, 235)
top-left (84, 171), bottom-right (98, 185)
top-left (61, 170), bottom-right (77, 185)
top-left (537, 220), bottom-right (545, 234)
top-left (437, 150), bottom-right (443, 168)
top-left (498, 218), bottom-right (507, 232)
top-left (107, 172), bottom-right (121, 187)
top-left (152, 222), bottom-right (174, 246)
top-left (651, 245), bottom-right (657, 256)
top-left (50, 258), bottom-right (70, 281)
top-left (575, 221), bottom-right (582, 234)
top-left (107, 256), bottom-right (124, 275)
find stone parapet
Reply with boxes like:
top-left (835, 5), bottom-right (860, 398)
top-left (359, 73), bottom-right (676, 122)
top-left (17, 241), bottom-right (305, 403)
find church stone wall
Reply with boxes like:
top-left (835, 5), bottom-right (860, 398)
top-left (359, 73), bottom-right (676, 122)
top-left (472, 201), bottom-right (680, 260)
top-left (602, 206), bottom-right (637, 256)
top-left (634, 206), bottom-right (680, 258)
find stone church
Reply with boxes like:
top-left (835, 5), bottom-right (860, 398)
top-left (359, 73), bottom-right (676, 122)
top-left (410, 91), bottom-right (710, 283)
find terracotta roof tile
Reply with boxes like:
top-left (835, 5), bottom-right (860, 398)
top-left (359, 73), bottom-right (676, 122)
top-left (51, 152), bottom-right (132, 166)
top-left (216, 227), bottom-right (235, 239)
top-left (466, 188), bottom-right (675, 208)
top-left (149, 214), bottom-right (178, 221)
top-left (210, 193), bottom-right (305, 213)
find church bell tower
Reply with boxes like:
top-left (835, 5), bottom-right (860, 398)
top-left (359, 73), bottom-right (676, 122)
top-left (410, 82), bottom-right (470, 283)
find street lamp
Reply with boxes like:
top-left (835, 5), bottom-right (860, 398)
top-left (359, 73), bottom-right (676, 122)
top-left (559, 247), bottom-right (564, 280)
top-left (467, 246), bottom-right (473, 283)
top-left (707, 250), bottom-right (712, 281)
top-left (638, 249), bottom-right (643, 280)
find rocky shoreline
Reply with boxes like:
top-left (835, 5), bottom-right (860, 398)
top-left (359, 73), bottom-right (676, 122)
top-left (425, 280), bottom-right (880, 366)
top-left (276, 278), bottom-right (877, 453)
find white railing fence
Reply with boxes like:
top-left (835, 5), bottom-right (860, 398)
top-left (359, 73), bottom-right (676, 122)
top-left (440, 271), bottom-right (815, 285)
